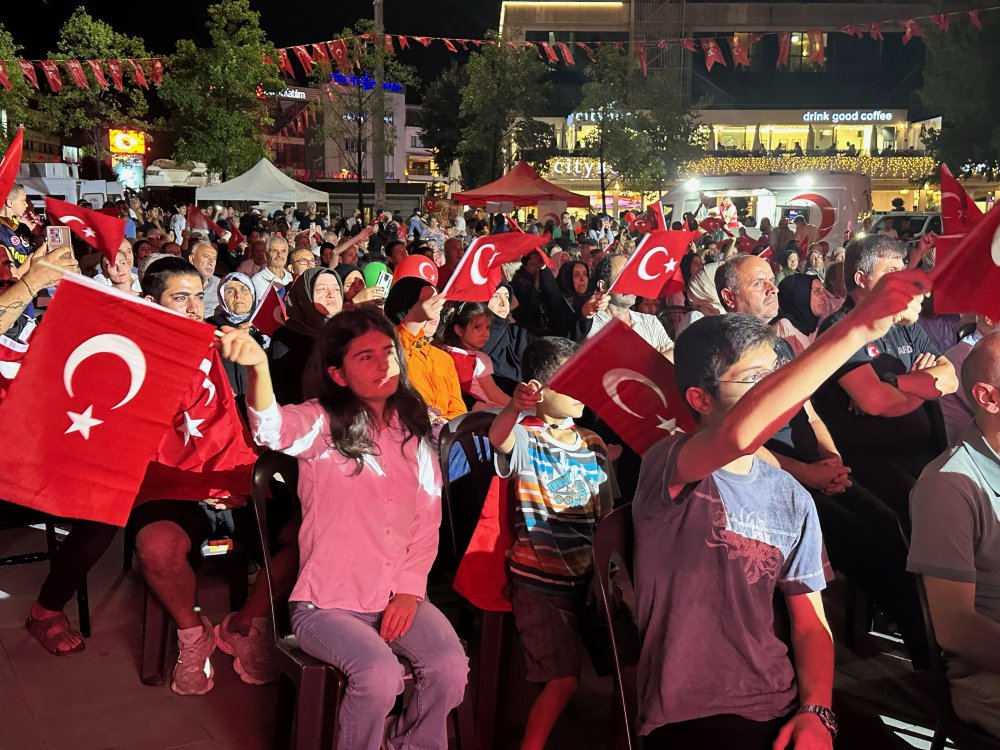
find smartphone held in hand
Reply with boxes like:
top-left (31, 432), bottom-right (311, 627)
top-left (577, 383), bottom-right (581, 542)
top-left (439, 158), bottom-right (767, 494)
top-left (46, 225), bottom-right (71, 253)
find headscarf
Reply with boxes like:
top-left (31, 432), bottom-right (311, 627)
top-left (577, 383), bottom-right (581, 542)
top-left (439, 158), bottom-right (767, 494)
top-left (679, 253), bottom-right (700, 289)
top-left (484, 280), bottom-right (531, 383)
top-left (215, 272), bottom-right (257, 325)
top-left (686, 261), bottom-right (725, 317)
top-left (776, 273), bottom-right (821, 336)
top-left (779, 247), bottom-right (799, 270)
top-left (556, 260), bottom-right (590, 309)
top-left (283, 266), bottom-right (342, 339)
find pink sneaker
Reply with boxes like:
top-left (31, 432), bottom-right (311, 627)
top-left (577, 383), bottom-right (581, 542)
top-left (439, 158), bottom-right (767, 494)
top-left (171, 616), bottom-right (217, 696)
top-left (215, 613), bottom-right (278, 686)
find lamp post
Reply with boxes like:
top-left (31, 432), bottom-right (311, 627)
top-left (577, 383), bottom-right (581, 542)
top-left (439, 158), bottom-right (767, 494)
top-left (372, 0), bottom-right (386, 214)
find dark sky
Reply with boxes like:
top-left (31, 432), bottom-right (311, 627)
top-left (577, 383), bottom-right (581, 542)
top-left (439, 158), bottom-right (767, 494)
top-left (21, 0), bottom-right (503, 99)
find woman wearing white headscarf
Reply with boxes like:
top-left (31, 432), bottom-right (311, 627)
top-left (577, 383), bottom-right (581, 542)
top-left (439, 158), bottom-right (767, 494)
top-left (674, 260), bottom-right (725, 336)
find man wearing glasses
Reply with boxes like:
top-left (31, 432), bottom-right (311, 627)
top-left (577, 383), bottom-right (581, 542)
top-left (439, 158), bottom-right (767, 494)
top-left (287, 247), bottom-right (317, 278)
top-left (715, 253), bottom-right (928, 666)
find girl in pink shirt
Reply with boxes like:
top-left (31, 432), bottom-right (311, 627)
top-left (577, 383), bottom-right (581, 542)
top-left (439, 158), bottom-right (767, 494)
top-left (218, 307), bottom-right (468, 750)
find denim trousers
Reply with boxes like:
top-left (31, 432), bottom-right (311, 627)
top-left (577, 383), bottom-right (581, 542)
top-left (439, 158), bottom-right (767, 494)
top-left (291, 600), bottom-right (469, 750)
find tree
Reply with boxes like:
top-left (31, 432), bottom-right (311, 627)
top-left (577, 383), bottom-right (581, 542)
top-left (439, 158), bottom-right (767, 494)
top-left (0, 23), bottom-right (40, 151)
top-left (416, 61), bottom-right (467, 177)
top-left (158, 0), bottom-right (284, 180)
top-left (457, 38), bottom-right (555, 188)
top-left (40, 7), bottom-right (150, 160)
top-left (580, 46), bottom-right (705, 208)
top-left (310, 20), bottom-right (419, 212)
top-left (918, 15), bottom-right (1000, 179)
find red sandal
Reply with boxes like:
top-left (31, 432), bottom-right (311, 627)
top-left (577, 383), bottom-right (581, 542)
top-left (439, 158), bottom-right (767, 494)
top-left (25, 612), bottom-right (86, 656)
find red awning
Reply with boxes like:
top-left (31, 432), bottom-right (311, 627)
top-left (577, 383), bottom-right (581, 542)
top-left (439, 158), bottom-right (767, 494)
top-left (452, 161), bottom-right (590, 208)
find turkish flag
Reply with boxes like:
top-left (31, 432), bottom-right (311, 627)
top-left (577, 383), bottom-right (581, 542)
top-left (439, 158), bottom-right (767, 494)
top-left (0, 62), bottom-right (11, 90)
top-left (556, 41), bottom-right (575, 66)
top-left (635, 41), bottom-right (648, 76)
top-left (129, 59), bottom-right (149, 89)
top-left (250, 284), bottom-right (287, 337)
top-left (776, 32), bottom-right (792, 69)
top-left (547, 319), bottom-right (695, 455)
top-left (151, 58), bottom-right (164, 84)
top-left (0, 332), bottom-right (28, 401)
top-left (806, 29), bottom-right (825, 65)
top-left (107, 59), bottom-right (124, 91)
top-left (940, 163), bottom-right (983, 235)
top-left (88, 59), bottom-right (110, 89)
top-left (292, 45), bottom-right (314, 72)
top-left (932, 202), bottom-right (1000, 319)
top-left (701, 38), bottom-right (726, 71)
top-left (135, 351), bottom-right (258, 505)
top-left (899, 19), bottom-right (924, 44)
top-left (0, 275), bottom-right (216, 525)
top-left (328, 40), bottom-right (350, 72)
top-left (0, 128), bottom-right (23, 209)
top-left (575, 41), bottom-right (596, 62)
top-left (607, 230), bottom-right (696, 299)
top-left (65, 59), bottom-right (89, 88)
top-left (18, 61), bottom-right (39, 89)
top-left (728, 35), bottom-right (750, 67)
top-left (440, 233), bottom-right (545, 302)
top-left (930, 14), bottom-right (949, 32)
top-left (44, 196), bottom-right (125, 265)
top-left (539, 42), bottom-right (559, 64)
top-left (39, 61), bottom-right (62, 93)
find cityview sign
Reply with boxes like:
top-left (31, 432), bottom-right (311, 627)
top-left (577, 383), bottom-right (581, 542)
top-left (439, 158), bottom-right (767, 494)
top-left (547, 157), bottom-right (613, 180)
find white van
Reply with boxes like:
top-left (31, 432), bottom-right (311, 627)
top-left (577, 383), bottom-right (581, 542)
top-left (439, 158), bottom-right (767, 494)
top-left (660, 172), bottom-right (873, 244)
top-left (17, 163), bottom-right (125, 210)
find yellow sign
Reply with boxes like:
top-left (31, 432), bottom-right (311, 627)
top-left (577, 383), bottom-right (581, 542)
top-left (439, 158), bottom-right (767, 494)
top-left (109, 129), bottom-right (146, 155)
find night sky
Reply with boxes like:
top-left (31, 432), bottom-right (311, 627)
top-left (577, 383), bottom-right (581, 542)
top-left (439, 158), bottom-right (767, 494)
top-left (20, 0), bottom-right (504, 100)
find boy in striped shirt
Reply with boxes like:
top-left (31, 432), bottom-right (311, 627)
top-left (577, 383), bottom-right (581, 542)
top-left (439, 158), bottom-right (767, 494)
top-left (489, 336), bottom-right (619, 750)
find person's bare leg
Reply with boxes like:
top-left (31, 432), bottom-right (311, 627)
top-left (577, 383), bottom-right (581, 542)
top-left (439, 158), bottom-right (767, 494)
top-left (135, 521), bottom-right (201, 630)
top-left (521, 676), bottom-right (579, 750)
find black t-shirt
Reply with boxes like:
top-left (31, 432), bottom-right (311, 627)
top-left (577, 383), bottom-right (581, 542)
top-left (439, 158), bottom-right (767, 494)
top-left (811, 298), bottom-right (946, 468)
top-left (767, 338), bottom-right (818, 460)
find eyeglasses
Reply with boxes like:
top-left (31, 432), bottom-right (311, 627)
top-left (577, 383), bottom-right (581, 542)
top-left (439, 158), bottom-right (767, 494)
top-left (715, 365), bottom-right (782, 386)
top-left (292, 258), bottom-right (316, 267)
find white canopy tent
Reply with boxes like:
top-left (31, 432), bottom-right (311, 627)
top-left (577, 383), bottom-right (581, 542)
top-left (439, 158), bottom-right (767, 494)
top-left (195, 159), bottom-right (329, 211)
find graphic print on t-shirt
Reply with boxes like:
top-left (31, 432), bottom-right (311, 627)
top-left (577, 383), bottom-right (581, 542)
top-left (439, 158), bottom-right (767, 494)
top-left (706, 504), bottom-right (783, 585)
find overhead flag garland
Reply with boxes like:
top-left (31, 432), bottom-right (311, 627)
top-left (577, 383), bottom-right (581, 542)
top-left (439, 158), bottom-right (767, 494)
top-left (0, 5), bottom-right (994, 92)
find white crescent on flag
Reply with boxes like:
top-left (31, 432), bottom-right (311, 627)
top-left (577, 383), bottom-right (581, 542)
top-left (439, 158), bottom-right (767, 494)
top-left (602, 367), bottom-right (678, 432)
top-left (470, 242), bottom-right (501, 285)
top-left (63, 333), bottom-right (147, 410)
top-left (59, 214), bottom-right (97, 239)
top-left (637, 247), bottom-right (677, 281)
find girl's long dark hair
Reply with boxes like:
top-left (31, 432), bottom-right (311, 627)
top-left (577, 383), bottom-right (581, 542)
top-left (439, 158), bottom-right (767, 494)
top-left (316, 308), bottom-right (432, 472)
top-left (439, 301), bottom-right (491, 347)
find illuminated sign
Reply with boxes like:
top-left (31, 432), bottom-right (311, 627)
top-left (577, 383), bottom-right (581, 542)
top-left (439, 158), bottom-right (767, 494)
top-left (568, 110), bottom-right (625, 126)
top-left (331, 72), bottom-right (402, 93)
top-left (109, 129), bottom-right (146, 155)
top-left (112, 156), bottom-right (144, 190)
top-left (802, 110), bottom-right (896, 124)
top-left (279, 88), bottom-right (307, 100)
top-left (546, 157), bottom-right (611, 180)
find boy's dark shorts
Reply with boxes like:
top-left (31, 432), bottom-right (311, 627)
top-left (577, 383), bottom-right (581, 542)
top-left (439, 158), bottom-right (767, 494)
top-left (510, 583), bottom-right (589, 682)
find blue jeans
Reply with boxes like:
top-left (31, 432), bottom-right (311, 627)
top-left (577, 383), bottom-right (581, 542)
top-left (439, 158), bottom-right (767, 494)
top-left (291, 600), bottom-right (468, 750)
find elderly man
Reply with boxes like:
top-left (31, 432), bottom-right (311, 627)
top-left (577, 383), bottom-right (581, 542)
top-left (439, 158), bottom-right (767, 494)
top-left (287, 247), bottom-right (317, 278)
top-left (909, 333), bottom-right (1000, 738)
top-left (237, 239), bottom-right (267, 277)
top-left (715, 253), bottom-right (927, 663)
top-left (189, 240), bottom-right (220, 313)
top-left (588, 254), bottom-right (673, 357)
top-left (251, 236), bottom-right (292, 303)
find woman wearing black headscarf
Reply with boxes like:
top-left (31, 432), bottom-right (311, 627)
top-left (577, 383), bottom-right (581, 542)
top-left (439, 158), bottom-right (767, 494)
top-left (537, 259), bottom-right (598, 341)
top-left (774, 246), bottom-right (801, 285)
top-left (482, 280), bottom-right (534, 395)
top-left (772, 272), bottom-right (825, 356)
top-left (269, 266), bottom-right (344, 404)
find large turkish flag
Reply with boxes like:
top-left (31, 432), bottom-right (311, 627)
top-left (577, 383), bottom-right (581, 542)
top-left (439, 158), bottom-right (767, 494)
top-left (0, 275), bottom-right (216, 525)
top-left (44, 196), bottom-right (125, 265)
top-left (547, 318), bottom-right (695, 455)
top-left (607, 230), bottom-right (697, 299)
top-left (440, 233), bottom-right (545, 302)
top-left (940, 163), bottom-right (983, 235)
top-left (933, 202), bottom-right (1000, 320)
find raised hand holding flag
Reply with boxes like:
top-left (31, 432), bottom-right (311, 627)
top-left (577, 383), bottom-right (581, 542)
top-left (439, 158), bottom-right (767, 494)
top-left (547, 318), bottom-right (695, 455)
top-left (43, 196), bottom-right (125, 265)
top-left (441, 233), bottom-right (545, 302)
top-left (607, 229), bottom-right (698, 299)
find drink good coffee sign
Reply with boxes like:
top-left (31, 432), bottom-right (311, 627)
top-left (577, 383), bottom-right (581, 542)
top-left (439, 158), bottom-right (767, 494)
top-left (802, 110), bottom-right (897, 124)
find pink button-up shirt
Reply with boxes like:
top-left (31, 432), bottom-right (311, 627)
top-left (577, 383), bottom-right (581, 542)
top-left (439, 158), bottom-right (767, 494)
top-left (248, 400), bottom-right (441, 612)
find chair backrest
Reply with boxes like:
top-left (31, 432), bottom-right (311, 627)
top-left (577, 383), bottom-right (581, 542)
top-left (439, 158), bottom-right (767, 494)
top-left (593, 504), bottom-right (640, 750)
top-left (437, 409), bottom-right (499, 570)
top-left (915, 574), bottom-right (965, 729)
top-left (251, 449), bottom-right (300, 640)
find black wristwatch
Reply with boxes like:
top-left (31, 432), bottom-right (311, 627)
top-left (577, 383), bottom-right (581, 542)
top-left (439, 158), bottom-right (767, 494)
top-left (798, 704), bottom-right (838, 738)
top-left (881, 371), bottom-right (899, 388)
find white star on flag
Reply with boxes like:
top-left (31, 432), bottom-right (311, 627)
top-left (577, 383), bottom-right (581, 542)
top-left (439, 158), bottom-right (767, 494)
top-left (65, 405), bottom-right (103, 440)
top-left (655, 415), bottom-right (678, 432)
top-left (665, 258), bottom-right (678, 273)
top-left (180, 411), bottom-right (204, 445)
top-left (82, 227), bottom-right (96, 239)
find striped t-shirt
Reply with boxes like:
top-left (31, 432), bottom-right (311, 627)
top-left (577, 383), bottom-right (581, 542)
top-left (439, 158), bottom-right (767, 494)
top-left (496, 423), bottom-right (618, 594)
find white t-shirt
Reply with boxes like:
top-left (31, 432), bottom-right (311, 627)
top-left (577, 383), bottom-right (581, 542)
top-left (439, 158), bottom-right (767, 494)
top-left (251, 267), bottom-right (293, 305)
top-left (588, 309), bottom-right (674, 353)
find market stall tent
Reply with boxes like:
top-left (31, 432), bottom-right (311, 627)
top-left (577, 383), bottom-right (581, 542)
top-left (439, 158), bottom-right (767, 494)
top-left (195, 158), bottom-right (329, 208)
top-left (452, 160), bottom-right (589, 208)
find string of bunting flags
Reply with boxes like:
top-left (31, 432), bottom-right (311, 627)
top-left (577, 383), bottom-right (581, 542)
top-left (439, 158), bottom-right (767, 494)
top-left (0, 4), bottom-right (995, 94)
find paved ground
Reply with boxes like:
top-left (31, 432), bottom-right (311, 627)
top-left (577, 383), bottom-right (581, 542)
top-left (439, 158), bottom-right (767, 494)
top-left (0, 522), bottom-right (950, 750)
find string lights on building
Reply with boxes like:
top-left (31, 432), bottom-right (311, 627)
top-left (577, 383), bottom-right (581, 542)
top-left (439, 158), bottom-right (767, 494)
top-left (679, 155), bottom-right (937, 180)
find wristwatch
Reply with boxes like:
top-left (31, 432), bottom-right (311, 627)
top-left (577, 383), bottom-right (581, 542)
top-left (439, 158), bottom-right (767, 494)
top-left (798, 704), bottom-right (839, 738)
top-left (881, 371), bottom-right (899, 388)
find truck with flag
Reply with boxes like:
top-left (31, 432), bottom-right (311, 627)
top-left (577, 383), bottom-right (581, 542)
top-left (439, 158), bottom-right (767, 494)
top-left (660, 172), bottom-right (872, 244)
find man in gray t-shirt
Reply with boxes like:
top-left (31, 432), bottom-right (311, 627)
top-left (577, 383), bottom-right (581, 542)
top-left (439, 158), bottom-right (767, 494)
top-left (908, 333), bottom-right (1000, 739)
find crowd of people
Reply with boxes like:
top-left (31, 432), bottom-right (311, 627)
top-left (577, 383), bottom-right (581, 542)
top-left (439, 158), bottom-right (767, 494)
top-left (1, 179), bottom-right (997, 750)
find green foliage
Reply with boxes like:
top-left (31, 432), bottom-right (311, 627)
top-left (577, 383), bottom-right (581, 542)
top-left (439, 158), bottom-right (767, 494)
top-left (457, 37), bottom-right (555, 187)
top-left (416, 61), bottom-right (467, 174)
top-left (0, 23), bottom-right (39, 149)
top-left (579, 45), bottom-right (704, 202)
top-left (39, 7), bottom-right (150, 158)
top-left (918, 15), bottom-right (1000, 178)
top-left (158, 0), bottom-right (285, 179)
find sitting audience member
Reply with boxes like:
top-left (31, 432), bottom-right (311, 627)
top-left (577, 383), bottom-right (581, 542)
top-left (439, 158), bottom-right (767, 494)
top-left (634, 268), bottom-right (928, 748)
top-left (908, 332), bottom-right (1000, 739)
top-left (205, 272), bottom-right (264, 406)
top-left (385, 275), bottom-right (465, 423)
top-left (269, 267), bottom-right (343, 405)
top-left (540, 259), bottom-right (605, 342)
top-left (440, 302), bottom-right (512, 410)
top-left (220, 308), bottom-right (469, 750)
top-left (251, 236), bottom-right (292, 302)
top-left (940, 316), bottom-right (1000, 443)
top-left (588, 255), bottom-right (674, 358)
top-left (236, 239), bottom-right (267, 278)
top-left (811, 236), bottom-right (958, 518)
top-left (93, 239), bottom-right (141, 295)
top-left (489, 336), bottom-right (618, 750)
top-left (189, 241), bottom-right (219, 313)
top-left (773, 272), bottom-right (828, 356)
top-left (483, 280), bottom-right (534, 395)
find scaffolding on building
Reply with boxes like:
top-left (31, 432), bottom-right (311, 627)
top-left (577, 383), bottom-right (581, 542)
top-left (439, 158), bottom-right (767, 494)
top-left (631, 0), bottom-right (691, 104)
